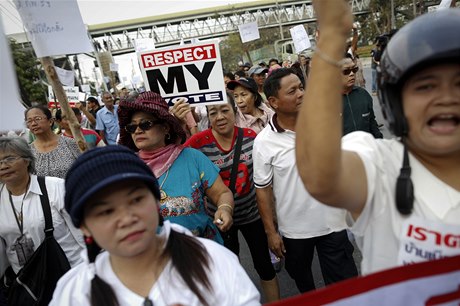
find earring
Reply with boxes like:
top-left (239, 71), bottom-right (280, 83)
top-left (85, 236), bottom-right (94, 244)
top-left (165, 133), bottom-right (171, 140)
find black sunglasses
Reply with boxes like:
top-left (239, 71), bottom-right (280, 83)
top-left (342, 66), bottom-right (359, 75)
top-left (125, 119), bottom-right (162, 134)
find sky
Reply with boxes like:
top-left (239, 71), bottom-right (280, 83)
top-left (0, 0), bottom-right (251, 35)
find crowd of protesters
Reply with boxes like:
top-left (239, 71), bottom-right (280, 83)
top-left (1, 1), bottom-right (459, 305)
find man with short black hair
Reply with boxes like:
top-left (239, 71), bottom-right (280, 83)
top-left (253, 68), bottom-right (358, 293)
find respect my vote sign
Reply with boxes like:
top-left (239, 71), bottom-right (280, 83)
top-left (138, 41), bottom-right (226, 106)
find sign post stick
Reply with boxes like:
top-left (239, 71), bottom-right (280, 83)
top-left (40, 56), bottom-right (88, 152)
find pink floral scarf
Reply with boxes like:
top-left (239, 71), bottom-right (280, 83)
top-left (138, 144), bottom-right (183, 177)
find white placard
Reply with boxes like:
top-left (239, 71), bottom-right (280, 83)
top-left (438, 0), bottom-right (453, 9)
top-left (48, 85), bottom-right (79, 107)
top-left (78, 92), bottom-right (87, 102)
top-left (290, 25), bottom-right (311, 54)
top-left (238, 21), bottom-right (260, 43)
top-left (55, 66), bottom-right (75, 86)
top-left (81, 84), bottom-right (91, 93)
top-left (135, 38), bottom-right (155, 53)
top-left (14, 0), bottom-right (93, 57)
top-left (0, 15), bottom-right (24, 133)
top-left (138, 41), bottom-right (226, 106)
top-left (110, 63), bottom-right (119, 72)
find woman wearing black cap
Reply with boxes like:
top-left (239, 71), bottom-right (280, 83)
top-left (118, 91), bottom-right (234, 244)
top-left (227, 78), bottom-right (274, 134)
top-left (296, 1), bottom-right (460, 274)
top-left (50, 145), bottom-right (260, 306)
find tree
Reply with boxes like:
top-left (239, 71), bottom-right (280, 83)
top-left (219, 27), bottom-right (285, 72)
top-left (356, 0), bottom-right (459, 46)
top-left (9, 39), bottom-right (47, 106)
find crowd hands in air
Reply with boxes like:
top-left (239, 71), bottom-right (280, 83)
top-left (1, 0), bottom-right (459, 305)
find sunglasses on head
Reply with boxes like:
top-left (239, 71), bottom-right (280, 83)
top-left (125, 119), bottom-right (162, 134)
top-left (342, 66), bottom-right (359, 75)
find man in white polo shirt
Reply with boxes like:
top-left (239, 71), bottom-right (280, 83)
top-left (253, 68), bottom-right (358, 293)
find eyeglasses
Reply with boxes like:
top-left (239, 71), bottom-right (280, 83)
top-left (342, 66), bottom-right (359, 75)
top-left (125, 120), bottom-right (162, 134)
top-left (0, 156), bottom-right (22, 166)
top-left (25, 116), bottom-right (46, 126)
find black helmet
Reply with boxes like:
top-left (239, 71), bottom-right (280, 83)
top-left (377, 8), bottom-right (460, 136)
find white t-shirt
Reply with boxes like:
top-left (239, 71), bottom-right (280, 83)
top-left (0, 175), bottom-right (84, 275)
top-left (50, 221), bottom-right (261, 306)
top-left (343, 132), bottom-right (460, 275)
top-left (253, 117), bottom-right (348, 239)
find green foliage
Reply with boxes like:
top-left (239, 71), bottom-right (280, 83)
top-left (219, 27), bottom-right (286, 72)
top-left (9, 39), bottom-right (47, 106)
top-left (356, 0), bottom-right (422, 46)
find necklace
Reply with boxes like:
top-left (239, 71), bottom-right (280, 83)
top-left (159, 169), bottom-right (170, 201)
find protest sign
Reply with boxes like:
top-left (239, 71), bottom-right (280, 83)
top-left (0, 15), bottom-right (24, 133)
top-left (110, 63), bottom-right (119, 72)
top-left (290, 25), bottom-right (311, 54)
top-left (138, 41), bottom-right (226, 106)
top-left (272, 255), bottom-right (460, 306)
top-left (14, 0), bottom-right (93, 57)
top-left (438, 0), bottom-right (453, 9)
top-left (238, 21), bottom-right (260, 43)
top-left (55, 66), bottom-right (75, 86)
top-left (48, 85), bottom-right (79, 108)
top-left (81, 84), bottom-right (91, 93)
top-left (135, 38), bottom-right (155, 53)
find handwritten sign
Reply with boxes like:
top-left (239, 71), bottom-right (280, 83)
top-left (290, 25), bottom-right (311, 54)
top-left (238, 21), bottom-right (260, 43)
top-left (48, 85), bottom-right (78, 108)
top-left (138, 41), bottom-right (226, 106)
top-left (55, 66), bottom-right (75, 86)
top-left (0, 15), bottom-right (24, 133)
top-left (110, 63), bottom-right (119, 72)
top-left (438, 0), bottom-right (453, 9)
top-left (135, 38), bottom-right (155, 53)
top-left (13, 0), bottom-right (93, 57)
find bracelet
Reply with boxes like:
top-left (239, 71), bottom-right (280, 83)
top-left (314, 46), bottom-right (347, 68)
top-left (217, 203), bottom-right (234, 214)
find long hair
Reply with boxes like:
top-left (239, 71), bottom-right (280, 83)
top-left (88, 224), bottom-right (212, 306)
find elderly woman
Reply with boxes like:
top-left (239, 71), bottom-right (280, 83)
top-left (227, 78), bottom-right (274, 134)
top-left (25, 105), bottom-right (80, 178)
top-left (185, 97), bottom-right (280, 302)
top-left (118, 91), bottom-right (234, 244)
top-left (0, 137), bottom-right (84, 303)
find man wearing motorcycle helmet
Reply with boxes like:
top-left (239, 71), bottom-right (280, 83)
top-left (295, 0), bottom-right (460, 275)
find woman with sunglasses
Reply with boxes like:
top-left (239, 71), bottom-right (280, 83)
top-left (0, 137), bottom-right (84, 304)
top-left (25, 105), bottom-right (81, 179)
top-left (184, 96), bottom-right (281, 302)
top-left (341, 55), bottom-right (383, 138)
top-left (117, 91), bottom-right (234, 244)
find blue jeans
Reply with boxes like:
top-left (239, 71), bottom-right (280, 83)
top-left (371, 68), bottom-right (378, 92)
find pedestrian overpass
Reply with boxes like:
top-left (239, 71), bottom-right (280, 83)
top-left (88, 0), bottom-right (371, 55)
